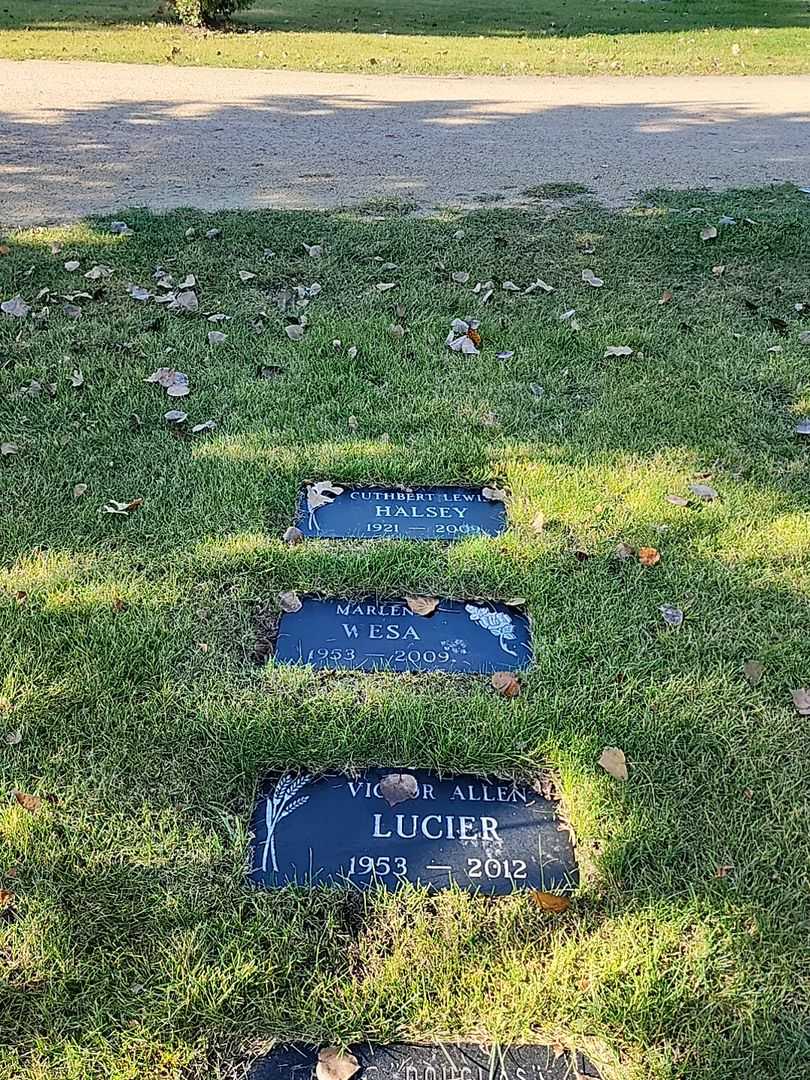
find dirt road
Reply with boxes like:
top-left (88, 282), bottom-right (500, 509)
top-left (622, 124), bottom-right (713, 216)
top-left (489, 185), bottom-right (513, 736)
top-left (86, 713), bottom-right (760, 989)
top-left (1, 60), bottom-right (808, 224)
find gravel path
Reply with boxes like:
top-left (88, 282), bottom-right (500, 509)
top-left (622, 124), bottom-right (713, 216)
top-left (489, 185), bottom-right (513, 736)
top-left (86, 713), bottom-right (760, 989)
top-left (1, 60), bottom-right (809, 225)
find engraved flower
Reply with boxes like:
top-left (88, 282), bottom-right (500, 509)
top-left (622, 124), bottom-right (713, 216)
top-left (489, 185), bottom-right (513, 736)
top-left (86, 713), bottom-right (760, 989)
top-left (465, 604), bottom-right (518, 656)
top-left (442, 638), bottom-right (468, 656)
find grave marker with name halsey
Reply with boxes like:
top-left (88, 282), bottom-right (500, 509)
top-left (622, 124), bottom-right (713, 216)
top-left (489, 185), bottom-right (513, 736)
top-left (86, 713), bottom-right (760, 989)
top-left (249, 1043), bottom-right (600, 1080)
top-left (248, 769), bottom-right (577, 894)
top-left (295, 485), bottom-right (507, 541)
top-left (272, 598), bottom-right (532, 673)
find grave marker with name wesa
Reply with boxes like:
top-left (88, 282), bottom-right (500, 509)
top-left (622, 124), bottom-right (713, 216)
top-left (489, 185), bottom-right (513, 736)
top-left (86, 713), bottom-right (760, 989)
top-left (248, 769), bottom-right (577, 894)
top-left (249, 1043), bottom-right (601, 1080)
top-left (272, 598), bottom-right (532, 673)
top-left (295, 485), bottom-right (507, 541)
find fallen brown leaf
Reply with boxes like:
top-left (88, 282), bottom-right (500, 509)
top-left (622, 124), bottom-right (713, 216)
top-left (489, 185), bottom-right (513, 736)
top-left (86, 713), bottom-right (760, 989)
top-left (14, 791), bottom-right (42, 813)
top-left (615, 542), bottom-right (635, 560)
top-left (531, 891), bottom-right (571, 913)
top-left (791, 688), bottom-right (810, 716)
top-left (742, 660), bottom-right (764, 687)
top-left (638, 546), bottom-right (661, 567)
top-left (379, 772), bottom-right (419, 807)
top-left (278, 590), bottom-right (302, 614)
top-left (406, 595), bottom-right (439, 617)
top-left (482, 485), bottom-right (507, 503)
top-left (690, 482), bottom-right (719, 501)
top-left (598, 746), bottom-right (628, 781)
top-left (491, 671), bottom-right (521, 698)
top-left (316, 1050), bottom-right (359, 1080)
top-left (282, 526), bottom-right (304, 545)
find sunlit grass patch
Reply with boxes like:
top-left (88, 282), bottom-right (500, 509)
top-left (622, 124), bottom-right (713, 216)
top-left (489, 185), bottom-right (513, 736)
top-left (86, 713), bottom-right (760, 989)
top-left (1, 188), bottom-right (810, 1079)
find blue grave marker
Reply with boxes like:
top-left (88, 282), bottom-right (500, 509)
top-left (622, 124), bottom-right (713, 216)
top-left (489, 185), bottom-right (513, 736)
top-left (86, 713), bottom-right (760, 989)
top-left (273, 598), bottom-right (532, 673)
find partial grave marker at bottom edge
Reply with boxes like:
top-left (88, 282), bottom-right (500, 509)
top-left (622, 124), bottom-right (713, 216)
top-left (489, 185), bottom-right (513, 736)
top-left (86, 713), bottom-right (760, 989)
top-left (247, 769), bottom-right (577, 895)
top-left (249, 1043), bottom-right (601, 1080)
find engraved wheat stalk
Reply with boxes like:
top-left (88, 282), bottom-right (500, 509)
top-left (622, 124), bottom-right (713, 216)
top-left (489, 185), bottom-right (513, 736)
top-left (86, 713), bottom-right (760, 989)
top-left (261, 774), bottom-right (311, 874)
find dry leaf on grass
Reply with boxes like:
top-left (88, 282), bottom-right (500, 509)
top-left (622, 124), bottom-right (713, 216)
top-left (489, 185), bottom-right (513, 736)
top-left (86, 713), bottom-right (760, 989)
top-left (207, 331), bottom-right (227, 346)
top-left (638, 546), bottom-right (661, 567)
top-left (659, 290), bottom-right (674, 305)
top-left (1, 295), bottom-right (30, 318)
top-left (0, 889), bottom-right (15, 908)
top-left (666, 494), bottom-right (689, 507)
top-left (1, 442), bottom-right (18, 457)
top-left (84, 264), bottom-right (113, 281)
top-left (598, 746), bottom-right (628, 781)
top-left (451, 271), bottom-right (470, 284)
top-left (406, 596), bottom-right (439, 617)
top-left (285, 324), bottom-right (305, 341)
top-left (531, 891), bottom-right (571, 913)
top-left (69, 369), bottom-right (84, 388)
top-left (491, 671), bottom-right (520, 698)
top-left (316, 1048), bottom-right (359, 1080)
top-left (660, 604), bottom-right (684, 629)
top-left (172, 290), bottom-right (198, 313)
top-left (742, 660), bottom-right (764, 687)
top-left (482, 485), bottom-right (507, 503)
top-left (793, 419), bottom-right (810, 437)
top-left (14, 791), bottom-right (42, 812)
top-left (603, 345), bottom-right (633, 358)
top-left (379, 772), bottom-right (419, 807)
top-left (303, 243), bottom-right (323, 259)
top-left (5, 729), bottom-right (22, 746)
top-left (700, 226), bottom-right (718, 241)
top-left (278, 590), bottom-right (302, 613)
top-left (73, 483), bottom-right (88, 499)
top-left (531, 511), bottom-right (545, 533)
top-left (791, 688), bottom-right (810, 716)
top-left (581, 269), bottom-right (603, 288)
top-left (102, 498), bottom-right (143, 516)
top-left (615, 542), bottom-right (635, 560)
top-left (690, 482), bottom-right (719, 501)
top-left (283, 526), bottom-right (303, 545)
top-left (238, 270), bottom-right (256, 282)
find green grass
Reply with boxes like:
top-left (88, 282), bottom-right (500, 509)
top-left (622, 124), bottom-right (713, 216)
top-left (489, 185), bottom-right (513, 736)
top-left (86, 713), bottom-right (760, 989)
top-left (522, 183), bottom-right (593, 200)
top-left (2, 186), bottom-right (810, 1080)
top-left (1, 0), bottom-right (810, 74)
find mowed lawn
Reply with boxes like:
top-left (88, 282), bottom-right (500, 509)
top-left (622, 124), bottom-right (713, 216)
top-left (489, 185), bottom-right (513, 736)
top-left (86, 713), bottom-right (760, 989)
top-left (1, 187), bottom-right (810, 1080)
top-left (1, 0), bottom-right (810, 74)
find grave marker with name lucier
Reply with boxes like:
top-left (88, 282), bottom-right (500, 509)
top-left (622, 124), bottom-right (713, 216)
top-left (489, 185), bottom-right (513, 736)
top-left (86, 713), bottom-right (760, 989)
top-left (248, 769), bottom-right (577, 895)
